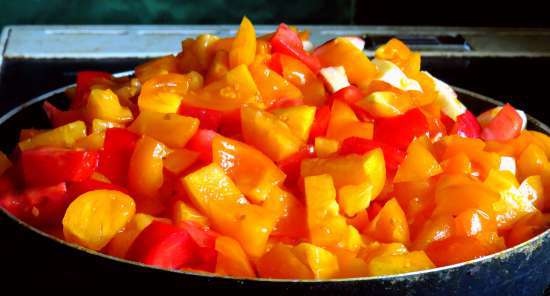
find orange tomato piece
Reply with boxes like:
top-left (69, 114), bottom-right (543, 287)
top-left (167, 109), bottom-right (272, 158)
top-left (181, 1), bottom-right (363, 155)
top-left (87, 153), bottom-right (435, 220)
top-left (301, 149), bottom-right (386, 199)
top-left (411, 214), bottom-right (455, 250)
top-left (279, 54), bottom-right (327, 106)
top-left (172, 200), bottom-right (209, 226)
top-left (249, 62), bottom-right (303, 108)
top-left (291, 243), bottom-right (340, 279)
top-left (425, 236), bottom-right (496, 267)
top-left (366, 198), bottom-right (410, 244)
top-left (135, 55), bottom-right (178, 83)
top-left (163, 148), bottom-right (199, 175)
top-left (256, 243), bottom-right (313, 279)
top-left (229, 16), bottom-right (256, 68)
top-left (517, 143), bottom-right (548, 181)
top-left (505, 210), bottom-right (550, 247)
top-left (128, 110), bottom-right (199, 148)
top-left (314, 37), bottom-right (377, 89)
top-left (304, 174), bottom-right (348, 248)
top-left (215, 235), bottom-right (256, 277)
top-left (264, 186), bottom-right (308, 240)
top-left (394, 137), bottom-right (442, 183)
top-left (212, 135), bottom-right (286, 203)
top-left (128, 136), bottom-right (167, 198)
top-left (326, 100), bottom-right (373, 142)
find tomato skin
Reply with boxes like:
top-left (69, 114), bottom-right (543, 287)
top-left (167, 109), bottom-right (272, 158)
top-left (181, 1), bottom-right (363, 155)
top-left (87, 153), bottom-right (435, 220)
top-left (21, 148), bottom-right (99, 187)
top-left (127, 221), bottom-right (196, 269)
top-left (451, 110), bottom-right (481, 138)
top-left (271, 24), bottom-right (321, 73)
top-left (185, 129), bottom-right (220, 164)
top-left (481, 104), bottom-right (523, 141)
top-left (97, 128), bottom-right (140, 186)
top-left (373, 108), bottom-right (429, 150)
top-left (178, 104), bottom-right (222, 130)
top-left (308, 106), bottom-right (331, 141)
top-left (0, 182), bottom-right (68, 226)
top-left (330, 85), bottom-right (363, 105)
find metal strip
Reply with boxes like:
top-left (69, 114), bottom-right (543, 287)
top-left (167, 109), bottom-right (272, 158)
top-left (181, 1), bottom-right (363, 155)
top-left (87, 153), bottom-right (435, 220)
top-left (2, 25), bottom-right (550, 59)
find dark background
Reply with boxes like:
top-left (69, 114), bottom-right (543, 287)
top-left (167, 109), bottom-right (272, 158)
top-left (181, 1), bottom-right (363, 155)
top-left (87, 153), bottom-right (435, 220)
top-left (1, 0), bottom-right (549, 28)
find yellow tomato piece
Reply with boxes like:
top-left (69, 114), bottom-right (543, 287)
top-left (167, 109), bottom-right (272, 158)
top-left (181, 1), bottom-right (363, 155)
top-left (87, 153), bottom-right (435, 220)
top-left (91, 119), bottom-right (123, 133)
top-left (314, 137), bottom-right (340, 157)
top-left (85, 89), bottom-right (133, 124)
top-left (338, 182), bottom-right (373, 217)
top-left (182, 163), bottom-right (275, 258)
top-left (63, 190), bottom-right (135, 251)
top-left (241, 105), bottom-right (303, 162)
top-left (229, 16), bottom-right (256, 68)
top-left (73, 131), bottom-right (106, 150)
top-left (138, 72), bottom-right (203, 113)
top-left (367, 251), bottom-right (434, 276)
top-left (356, 91), bottom-right (413, 118)
top-left (18, 121), bottom-right (87, 151)
top-left (272, 105), bottom-right (316, 141)
top-left (485, 169), bottom-right (537, 230)
top-left (128, 110), bottom-right (199, 148)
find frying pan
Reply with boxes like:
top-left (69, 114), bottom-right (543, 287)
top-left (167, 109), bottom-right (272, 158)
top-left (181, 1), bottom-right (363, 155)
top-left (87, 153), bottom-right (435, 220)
top-left (0, 78), bottom-right (548, 295)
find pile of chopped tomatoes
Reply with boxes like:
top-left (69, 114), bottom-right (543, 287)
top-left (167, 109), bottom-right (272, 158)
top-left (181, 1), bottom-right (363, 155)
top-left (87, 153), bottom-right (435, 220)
top-left (1, 17), bottom-right (549, 279)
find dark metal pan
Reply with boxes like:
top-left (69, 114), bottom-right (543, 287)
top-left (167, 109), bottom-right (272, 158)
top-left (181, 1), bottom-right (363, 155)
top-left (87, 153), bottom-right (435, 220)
top-left (0, 81), bottom-right (548, 295)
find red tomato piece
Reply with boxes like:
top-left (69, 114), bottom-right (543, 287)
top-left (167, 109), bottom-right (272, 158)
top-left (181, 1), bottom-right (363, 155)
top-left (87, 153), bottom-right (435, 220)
top-left (452, 110), bottom-right (481, 138)
top-left (43, 102), bottom-right (83, 128)
top-left (21, 148), bottom-right (99, 187)
top-left (178, 104), bottom-right (223, 130)
top-left (481, 103), bottom-right (523, 141)
top-left (308, 106), bottom-right (331, 141)
top-left (97, 128), bottom-right (140, 185)
top-left (1, 183), bottom-right (68, 226)
top-left (374, 108), bottom-right (429, 150)
top-left (270, 24), bottom-right (321, 73)
top-left (185, 129), bottom-right (220, 163)
top-left (330, 85), bottom-right (363, 105)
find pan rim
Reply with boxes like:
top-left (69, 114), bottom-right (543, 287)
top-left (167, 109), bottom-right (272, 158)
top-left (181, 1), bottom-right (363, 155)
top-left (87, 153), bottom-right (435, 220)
top-left (1, 72), bottom-right (548, 283)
